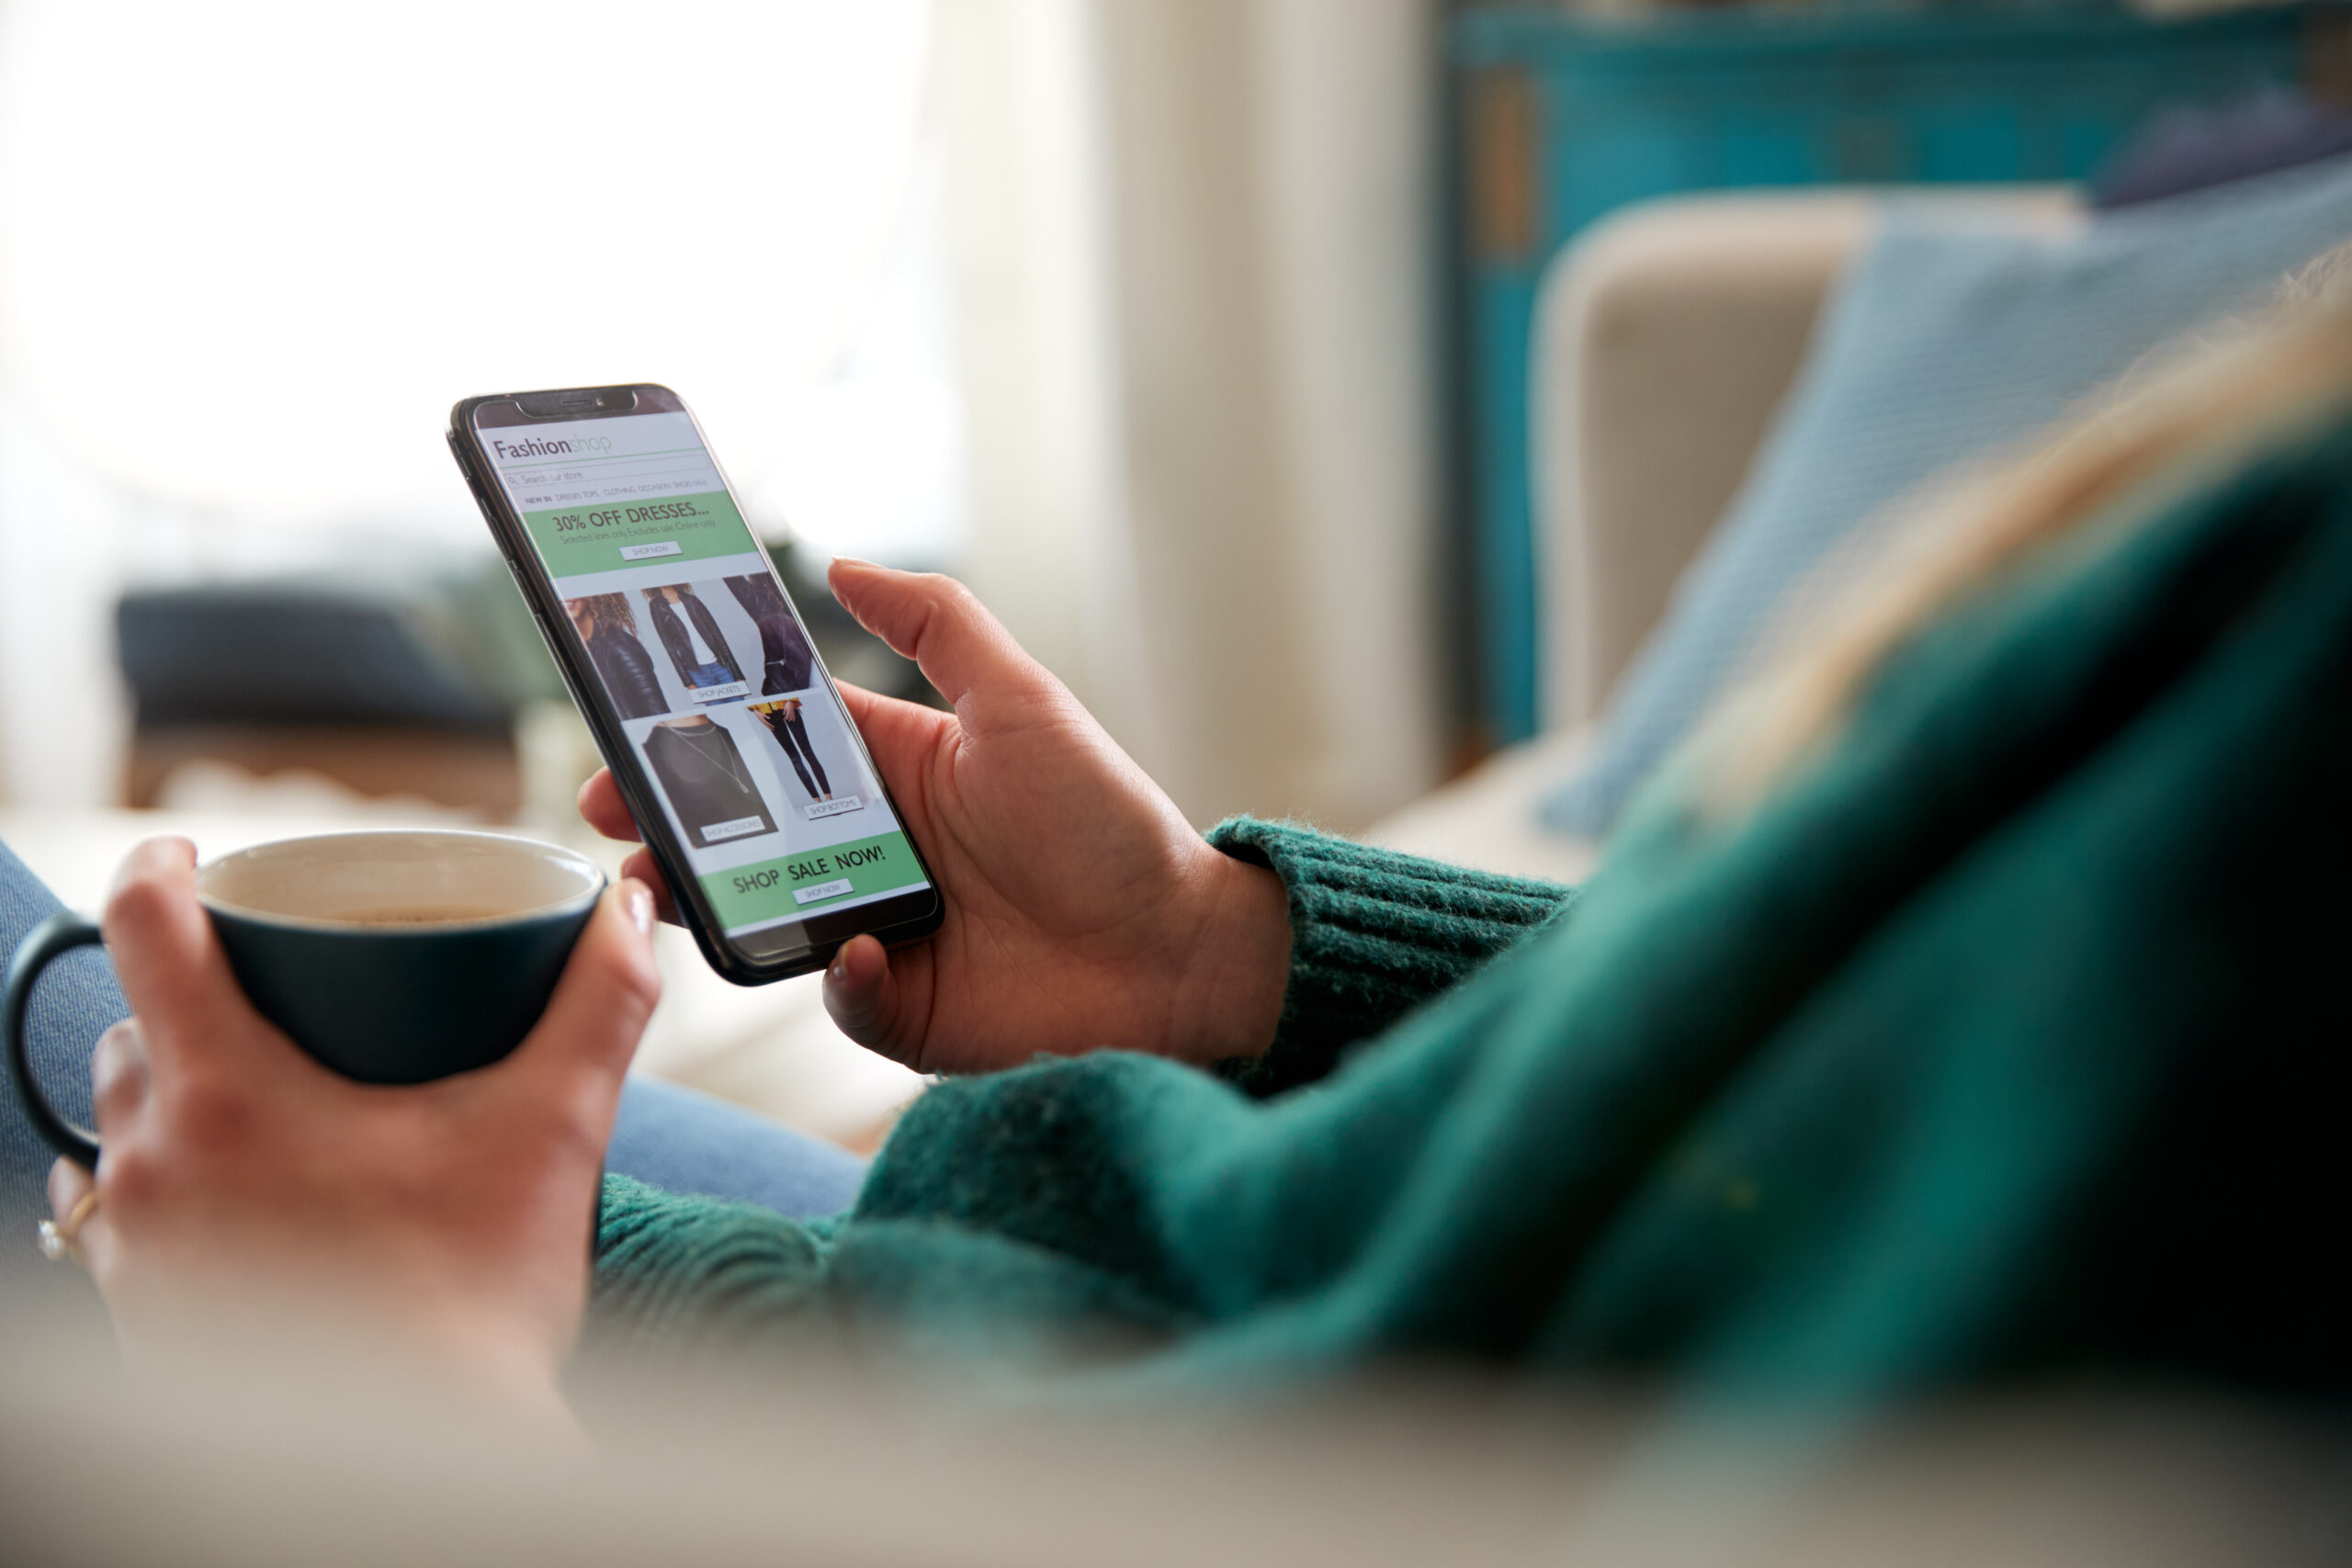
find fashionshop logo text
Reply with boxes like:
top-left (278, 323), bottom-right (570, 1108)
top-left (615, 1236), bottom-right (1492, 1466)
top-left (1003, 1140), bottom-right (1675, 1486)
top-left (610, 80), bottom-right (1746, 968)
top-left (491, 434), bottom-right (616, 461)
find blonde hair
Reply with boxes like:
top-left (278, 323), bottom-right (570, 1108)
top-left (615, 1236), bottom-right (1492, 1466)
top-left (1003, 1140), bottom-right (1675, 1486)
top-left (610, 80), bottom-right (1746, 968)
top-left (1693, 283), bottom-right (2352, 819)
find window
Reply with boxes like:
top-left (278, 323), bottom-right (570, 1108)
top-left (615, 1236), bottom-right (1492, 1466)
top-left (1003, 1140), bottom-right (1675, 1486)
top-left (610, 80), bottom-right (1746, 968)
top-left (0, 0), bottom-right (965, 562)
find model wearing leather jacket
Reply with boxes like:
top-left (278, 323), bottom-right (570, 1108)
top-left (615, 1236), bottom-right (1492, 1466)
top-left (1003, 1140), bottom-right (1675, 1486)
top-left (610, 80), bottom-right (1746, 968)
top-left (586, 625), bottom-right (669, 719)
top-left (645, 586), bottom-right (744, 690)
top-left (566, 592), bottom-right (671, 720)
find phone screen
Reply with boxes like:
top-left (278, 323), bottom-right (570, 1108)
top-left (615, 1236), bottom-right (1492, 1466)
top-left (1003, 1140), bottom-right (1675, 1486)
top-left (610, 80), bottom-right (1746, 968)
top-left (468, 399), bottom-right (935, 953)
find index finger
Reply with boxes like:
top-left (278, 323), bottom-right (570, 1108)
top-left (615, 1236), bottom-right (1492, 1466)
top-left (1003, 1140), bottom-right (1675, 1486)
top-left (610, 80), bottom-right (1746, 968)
top-left (577, 769), bottom-right (643, 844)
top-left (826, 559), bottom-right (1055, 722)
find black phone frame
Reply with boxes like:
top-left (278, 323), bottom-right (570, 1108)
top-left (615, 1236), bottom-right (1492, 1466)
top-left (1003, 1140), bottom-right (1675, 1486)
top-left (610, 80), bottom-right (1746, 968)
top-left (447, 382), bottom-right (944, 986)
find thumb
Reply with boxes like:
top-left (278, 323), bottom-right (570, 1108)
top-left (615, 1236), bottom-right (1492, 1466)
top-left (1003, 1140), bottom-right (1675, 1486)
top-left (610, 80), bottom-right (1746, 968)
top-left (820, 934), bottom-right (924, 1070)
top-left (502, 880), bottom-right (662, 1104)
top-left (827, 558), bottom-right (1055, 717)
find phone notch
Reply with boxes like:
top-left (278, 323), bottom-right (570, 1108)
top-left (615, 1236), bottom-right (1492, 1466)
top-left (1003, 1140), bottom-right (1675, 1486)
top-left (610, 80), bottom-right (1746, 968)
top-left (514, 387), bottom-right (637, 419)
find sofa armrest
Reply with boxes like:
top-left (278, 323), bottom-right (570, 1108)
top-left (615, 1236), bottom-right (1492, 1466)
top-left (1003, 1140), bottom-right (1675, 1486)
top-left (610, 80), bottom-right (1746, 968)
top-left (1533, 191), bottom-right (1874, 729)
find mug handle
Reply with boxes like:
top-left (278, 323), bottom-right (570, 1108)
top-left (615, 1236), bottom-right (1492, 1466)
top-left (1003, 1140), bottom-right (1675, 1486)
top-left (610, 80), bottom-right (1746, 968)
top-left (3, 913), bottom-right (105, 1169)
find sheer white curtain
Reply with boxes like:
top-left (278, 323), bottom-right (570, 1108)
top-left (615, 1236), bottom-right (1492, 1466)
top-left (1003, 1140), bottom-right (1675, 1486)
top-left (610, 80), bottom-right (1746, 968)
top-left (936, 0), bottom-right (1445, 830)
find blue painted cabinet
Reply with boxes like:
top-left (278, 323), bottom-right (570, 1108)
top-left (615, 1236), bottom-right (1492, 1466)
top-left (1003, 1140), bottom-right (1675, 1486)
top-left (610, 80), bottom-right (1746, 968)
top-left (1449, 5), bottom-right (2327, 743)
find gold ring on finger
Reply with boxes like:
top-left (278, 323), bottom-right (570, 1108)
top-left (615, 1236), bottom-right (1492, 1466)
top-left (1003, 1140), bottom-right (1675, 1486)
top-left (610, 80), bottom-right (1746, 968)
top-left (36, 1190), bottom-right (99, 1266)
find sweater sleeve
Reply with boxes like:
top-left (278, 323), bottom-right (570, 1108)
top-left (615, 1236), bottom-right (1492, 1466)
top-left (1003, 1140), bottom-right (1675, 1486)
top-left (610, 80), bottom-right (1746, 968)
top-left (1204, 817), bottom-right (1576, 1098)
top-left (586, 824), bottom-right (1576, 1359)
top-left (582, 1173), bottom-right (859, 1377)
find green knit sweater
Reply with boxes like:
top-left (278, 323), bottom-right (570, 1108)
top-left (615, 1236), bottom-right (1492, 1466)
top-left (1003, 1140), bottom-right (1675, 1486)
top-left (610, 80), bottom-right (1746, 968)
top-left (591, 400), bottom-right (2352, 1404)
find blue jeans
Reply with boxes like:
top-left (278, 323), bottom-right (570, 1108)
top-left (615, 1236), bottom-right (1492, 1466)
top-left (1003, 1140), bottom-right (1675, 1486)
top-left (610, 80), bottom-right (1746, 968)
top-left (0, 836), bottom-right (865, 1287)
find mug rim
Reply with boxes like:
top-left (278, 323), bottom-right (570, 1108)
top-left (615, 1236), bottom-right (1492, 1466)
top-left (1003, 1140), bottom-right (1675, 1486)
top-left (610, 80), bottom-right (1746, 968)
top-left (194, 829), bottom-right (607, 936)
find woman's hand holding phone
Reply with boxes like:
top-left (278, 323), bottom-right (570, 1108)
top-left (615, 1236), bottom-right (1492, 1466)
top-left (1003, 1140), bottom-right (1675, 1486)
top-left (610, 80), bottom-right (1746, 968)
top-left (579, 560), bottom-right (1292, 1077)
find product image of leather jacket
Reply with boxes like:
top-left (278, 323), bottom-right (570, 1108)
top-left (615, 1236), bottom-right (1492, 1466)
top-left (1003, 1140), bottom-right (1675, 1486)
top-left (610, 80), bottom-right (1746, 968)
top-left (585, 626), bottom-right (669, 719)
top-left (648, 591), bottom-right (744, 689)
top-left (724, 574), bottom-right (816, 694)
top-left (641, 718), bottom-right (775, 848)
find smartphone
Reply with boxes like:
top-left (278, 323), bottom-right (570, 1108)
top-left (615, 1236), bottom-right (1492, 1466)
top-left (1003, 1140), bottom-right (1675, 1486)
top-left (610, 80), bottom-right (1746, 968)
top-left (447, 383), bottom-right (942, 984)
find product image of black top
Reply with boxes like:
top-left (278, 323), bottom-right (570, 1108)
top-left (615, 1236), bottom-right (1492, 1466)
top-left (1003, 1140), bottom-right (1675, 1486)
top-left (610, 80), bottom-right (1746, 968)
top-left (641, 720), bottom-right (775, 848)
top-left (584, 626), bottom-right (669, 719)
top-left (647, 591), bottom-right (744, 689)
top-left (754, 613), bottom-right (815, 694)
top-left (725, 575), bottom-right (815, 694)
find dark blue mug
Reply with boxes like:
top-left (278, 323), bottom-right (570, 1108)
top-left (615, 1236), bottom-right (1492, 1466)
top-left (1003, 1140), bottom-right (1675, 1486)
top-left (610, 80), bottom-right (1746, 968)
top-left (4, 830), bottom-right (606, 1168)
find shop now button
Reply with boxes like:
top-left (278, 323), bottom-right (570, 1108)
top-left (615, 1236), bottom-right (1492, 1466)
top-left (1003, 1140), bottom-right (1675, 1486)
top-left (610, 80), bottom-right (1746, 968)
top-left (620, 541), bottom-right (683, 560)
top-left (793, 878), bottom-right (854, 905)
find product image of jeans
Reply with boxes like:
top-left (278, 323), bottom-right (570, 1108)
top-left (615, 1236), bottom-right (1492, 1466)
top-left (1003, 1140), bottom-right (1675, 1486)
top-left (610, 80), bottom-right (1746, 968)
top-left (684, 660), bottom-right (736, 693)
top-left (754, 705), bottom-right (831, 800)
top-left (0, 836), bottom-right (863, 1302)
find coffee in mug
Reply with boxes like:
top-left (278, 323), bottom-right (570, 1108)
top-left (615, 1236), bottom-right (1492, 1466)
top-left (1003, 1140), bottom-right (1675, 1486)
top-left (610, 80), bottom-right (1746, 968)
top-left (4, 830), bottom-right (606, 1168)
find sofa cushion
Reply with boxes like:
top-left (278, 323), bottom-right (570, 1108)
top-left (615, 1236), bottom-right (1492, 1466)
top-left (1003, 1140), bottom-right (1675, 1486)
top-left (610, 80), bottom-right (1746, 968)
top-left (1542, 151), bottom-right (2352, 839)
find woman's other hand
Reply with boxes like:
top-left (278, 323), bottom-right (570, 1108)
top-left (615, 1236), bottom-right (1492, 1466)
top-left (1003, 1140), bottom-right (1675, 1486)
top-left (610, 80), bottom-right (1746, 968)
top-left (46, 838), bottom-right (660, 1421)
top-left (579, 560), bottom-right (1289, 1076)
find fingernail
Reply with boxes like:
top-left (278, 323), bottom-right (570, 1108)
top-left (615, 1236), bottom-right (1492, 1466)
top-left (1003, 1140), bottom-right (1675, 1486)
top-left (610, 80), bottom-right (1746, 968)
top-left (827, 946), bottom-right (850, 982)
top-left (621, 880), bottom-right (655, 936)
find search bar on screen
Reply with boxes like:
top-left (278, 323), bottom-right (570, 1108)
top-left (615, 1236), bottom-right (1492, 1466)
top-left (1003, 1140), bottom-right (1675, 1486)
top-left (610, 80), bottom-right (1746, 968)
top-left (501, 450), bottom-right (720, 508)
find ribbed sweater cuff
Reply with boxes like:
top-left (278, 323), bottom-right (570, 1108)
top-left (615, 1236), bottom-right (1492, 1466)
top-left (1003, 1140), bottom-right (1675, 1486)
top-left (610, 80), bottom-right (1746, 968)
top-left (1204, 817), bottom-right (1575, 1098)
